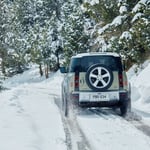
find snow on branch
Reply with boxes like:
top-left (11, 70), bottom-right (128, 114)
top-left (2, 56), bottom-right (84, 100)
top-left (119, 5), bottom-right (128, 14)
top-left (132, 0), bottom-right (149, 13)
top-left (84, 0), bottom-right (99, 6)
top-left (98, 15), bottom-right (127, 35)
top-left (120, 31), bottom-right (132, 40)
top-left (131, 12), bottom-right (144, 23)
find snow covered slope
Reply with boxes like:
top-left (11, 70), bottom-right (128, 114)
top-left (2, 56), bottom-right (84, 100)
top-left (128, 60), bottom-right (150, 110)
top-left (127, 60), bottom-right (150, 126)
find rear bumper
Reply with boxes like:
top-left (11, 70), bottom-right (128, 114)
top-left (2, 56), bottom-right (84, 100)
top-left (70, 90), bottom-right (129, 107)
top-left (79, 101), bottom-right (119, 107)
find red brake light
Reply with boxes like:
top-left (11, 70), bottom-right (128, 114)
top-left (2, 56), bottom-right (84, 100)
top-left (119, 74), bottom-right (123, 87)
top-left (75, 74), bottom-right (79, 90)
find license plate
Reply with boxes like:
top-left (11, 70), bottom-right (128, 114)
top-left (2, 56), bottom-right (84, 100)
top-left (79, 92), bottom-right (109, 102)
top-left (90, 93), bottom-right (109, 101)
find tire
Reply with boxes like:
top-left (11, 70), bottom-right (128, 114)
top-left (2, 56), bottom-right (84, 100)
top-left (63, 94), bottom-right (79, 118)
top-left (128, 83), bottom-right (132, 112)
top-left (85, 64), bottom-right (113, 91)
top-left (120, 101), bottom-right (128, 117)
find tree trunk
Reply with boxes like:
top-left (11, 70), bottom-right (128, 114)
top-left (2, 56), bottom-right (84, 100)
top-left (39, 64), bottom-right (43, 76)
top-left (56, 50), bottom-right (60, 71)
top-left (0, 51), bottom-right (6, 75)
top-left (1, 59), bottom-right (6, 75)
top-left (45, 64), bottom-right (49, 79)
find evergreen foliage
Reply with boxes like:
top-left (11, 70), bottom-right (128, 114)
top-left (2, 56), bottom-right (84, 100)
top-left (0, 0), bottom-right (149, 80)
top-left (60, 0), bottom-right (90, 65)
top-left (83, 0), bottom-right (150, 69)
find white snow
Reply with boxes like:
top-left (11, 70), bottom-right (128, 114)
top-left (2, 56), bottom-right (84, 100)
top-left (98, 15), bottom-right (127, 34)
top-left (84, 0), bottom-right (99, 5)
top-left (131, 12), bottom-right (143, 23)
top-left (127, 60), bottom-right (150, 103)
top-left (127, 60), bottom-right (150, 125)
top-left (111, 15), bottom-right (127, 27)
top-left (0, 65), bottom-right (66, 150)
top-left (77, 114), bottom-right (150, 150)
top-left (132, 0), bottom-right (148, 13)
top-left (120, 31), bottom-right (132, 40)
top-left (98, 24), bottom-right (110, 35)
top-left (1, 61), bottom-right (150, 150)
top-left (119, 5), bottom-right (128, 14)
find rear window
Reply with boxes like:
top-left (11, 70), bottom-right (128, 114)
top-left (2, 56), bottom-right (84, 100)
top-left (69, 56), bottom-right (123, 72)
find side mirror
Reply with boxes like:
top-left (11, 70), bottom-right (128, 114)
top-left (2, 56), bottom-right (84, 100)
top-left (60, 66), bottom-right (68, 73)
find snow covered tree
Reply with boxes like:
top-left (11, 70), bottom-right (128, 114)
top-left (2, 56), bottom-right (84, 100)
top-left (0, 0), bottom-right (13, 75)
top-left (60, 0), bottom-right (90, 65)
top-left (6, 0), bottom-right (63, 76)
top-left (130, 0), bottom-right (150, 64)
top-left (1, 0), bottom-right (148, 75)
top-left (83, 0), bottom-right (150, 68)
top-left (83, 0), bottom-right (119, 23)
top-left (82, 0), bottom-right (120, 51)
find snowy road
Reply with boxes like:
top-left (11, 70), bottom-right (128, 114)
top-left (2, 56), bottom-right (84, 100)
top-left (58, 105), bottom-right (150, 150)
top-left (55, 96), bottom-right (150, 150)
top-left (0, 85), bottom-right (67, 150)
top-left (1, 66), bottom-right (150, 150)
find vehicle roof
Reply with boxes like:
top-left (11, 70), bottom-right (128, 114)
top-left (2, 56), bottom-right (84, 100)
top-left (71, 52), bottom-right (120, 58)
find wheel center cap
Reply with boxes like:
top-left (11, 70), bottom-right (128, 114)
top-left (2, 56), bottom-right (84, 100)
top-left (97, 75), bottom-right (103, 81)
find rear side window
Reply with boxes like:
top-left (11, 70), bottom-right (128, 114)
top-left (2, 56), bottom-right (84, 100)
top-left (69, 58), bottom-right (81, 72)
top-left (69, 56), bottom-right (123, 72)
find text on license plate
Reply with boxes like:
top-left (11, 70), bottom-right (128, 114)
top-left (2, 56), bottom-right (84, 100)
top-left (90, 93), bottom-right (109, 101)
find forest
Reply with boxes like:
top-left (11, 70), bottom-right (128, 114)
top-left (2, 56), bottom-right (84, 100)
top-left (0, 0), bottom-right (149, 81)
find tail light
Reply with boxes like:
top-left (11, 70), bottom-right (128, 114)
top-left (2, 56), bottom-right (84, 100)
top-left (119, 74), bottom-right (123, 88)
top-left (75, 74), bottom-right (79, 90)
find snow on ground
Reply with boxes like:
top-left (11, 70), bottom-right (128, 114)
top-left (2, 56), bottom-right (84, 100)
top-left (0, 65), bottom-right (66, 150)
top-left (77, 112), bottom-right (150, 150)
top-left (0, 62), bottom-right (150, 150)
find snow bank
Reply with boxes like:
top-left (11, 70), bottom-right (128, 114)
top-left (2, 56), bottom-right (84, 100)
top-left (3, 65), bottom-right (45, 88)
top-left (128, 60), bottom-right (150, 110)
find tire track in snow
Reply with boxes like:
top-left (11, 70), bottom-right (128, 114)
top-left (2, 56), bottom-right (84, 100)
top-left (55, 95), bottom-right (150, 149)
top-left (54, 97), bottom-right (92, 150)
top-left (125, 111), bottom-right (150, 137)
top-left (85, 108), bottom-right (118, 120)
top-left (134, 122), bottom-right (150, 137)
top-left (66, 113), bottom-right (91, 150)
top-left (89, 107), bottom-right (150, 137)
top-left (89, 108), bottom-right (150, 138)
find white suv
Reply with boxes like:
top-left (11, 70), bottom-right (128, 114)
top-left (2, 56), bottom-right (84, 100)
top-left (60, 52), bottom-right (131, 117)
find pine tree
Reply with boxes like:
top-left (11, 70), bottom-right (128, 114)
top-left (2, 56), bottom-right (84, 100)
top-left (7, 0), bottom-right (63, 76)
top-left (0, 0), bottom-right (11, 75)
top-left (83, 0), bottom-right (150, 68)
top-left (60, 0), bottom-right (90, 65)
